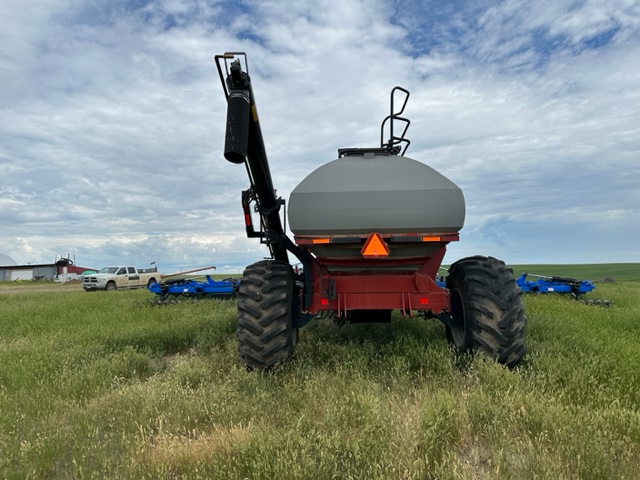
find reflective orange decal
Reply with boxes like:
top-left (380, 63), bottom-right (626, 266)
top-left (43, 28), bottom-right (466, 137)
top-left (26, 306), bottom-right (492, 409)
top-left (361, 233), bottom-right (390, 258)
top-left (422, 236), bottom-right (441, 242)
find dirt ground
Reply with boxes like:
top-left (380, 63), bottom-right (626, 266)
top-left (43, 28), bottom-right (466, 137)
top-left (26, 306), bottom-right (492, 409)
top-left (0, 282), bottom-right (84, 295)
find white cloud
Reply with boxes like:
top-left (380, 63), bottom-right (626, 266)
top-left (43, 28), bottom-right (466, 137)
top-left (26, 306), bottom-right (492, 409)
top-left (0, 0), bottom-right (638, 272)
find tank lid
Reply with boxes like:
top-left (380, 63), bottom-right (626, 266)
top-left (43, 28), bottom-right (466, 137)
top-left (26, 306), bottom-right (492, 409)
top-left (337, 146), bottom-right (400, 157)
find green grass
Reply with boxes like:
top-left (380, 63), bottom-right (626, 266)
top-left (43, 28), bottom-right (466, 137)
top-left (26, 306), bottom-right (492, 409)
top-left (1, 271), bottom-right (639, 478)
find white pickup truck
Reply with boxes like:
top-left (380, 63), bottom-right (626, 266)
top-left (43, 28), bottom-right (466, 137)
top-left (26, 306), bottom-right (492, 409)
top-left (82, 266), bottom-right (160, 291)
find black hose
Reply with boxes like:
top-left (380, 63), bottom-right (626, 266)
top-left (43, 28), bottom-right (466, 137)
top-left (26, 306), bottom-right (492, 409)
top-left (224, 90), bottom-right (251, 164)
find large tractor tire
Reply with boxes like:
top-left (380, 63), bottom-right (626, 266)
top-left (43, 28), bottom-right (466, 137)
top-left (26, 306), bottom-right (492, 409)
top-left (237, 260), bottom-right (298, 369)
top-left (446, 256), bottom-right (526, 367)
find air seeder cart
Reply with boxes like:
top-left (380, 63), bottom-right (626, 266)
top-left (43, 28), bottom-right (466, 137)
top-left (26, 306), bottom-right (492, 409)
top-left (215, 52), bottom-right (526, 369)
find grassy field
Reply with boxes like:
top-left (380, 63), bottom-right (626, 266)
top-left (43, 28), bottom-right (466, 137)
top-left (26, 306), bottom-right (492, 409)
top-left (508, 263), bottom-right (640, 281)
top-left (1, 265), bottom-right (639, 479)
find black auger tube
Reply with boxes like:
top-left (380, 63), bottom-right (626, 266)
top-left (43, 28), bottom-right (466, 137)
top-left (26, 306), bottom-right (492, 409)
top-left (223, 60), bottom-right (289, 263)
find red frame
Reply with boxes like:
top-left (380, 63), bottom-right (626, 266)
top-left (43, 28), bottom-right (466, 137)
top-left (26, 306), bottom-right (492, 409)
top-left (295, 234), bottom-right (455, 318)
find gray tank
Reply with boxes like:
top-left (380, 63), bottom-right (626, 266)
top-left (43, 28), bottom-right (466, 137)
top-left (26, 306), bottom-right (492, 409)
top-left (288, 152), bottom-right (466, 236)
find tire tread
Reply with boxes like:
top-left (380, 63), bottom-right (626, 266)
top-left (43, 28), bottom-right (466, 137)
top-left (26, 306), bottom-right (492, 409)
top-left (446, 256), bottom-right (527, 367)
top-left (236, 260), bottom-right (296, 369)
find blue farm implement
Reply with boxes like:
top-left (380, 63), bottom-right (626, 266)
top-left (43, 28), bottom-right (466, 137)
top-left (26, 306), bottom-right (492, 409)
top-left (148, 276), bottom-right (238, 303)
top-left (147, 266), bottom-right (239, 304)
top-left (516, 273), bottom-right (595, 298)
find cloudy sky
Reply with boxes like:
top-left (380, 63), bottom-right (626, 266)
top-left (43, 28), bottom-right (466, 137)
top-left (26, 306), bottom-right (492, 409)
top-left (1, 0), bottom-right (638, 274)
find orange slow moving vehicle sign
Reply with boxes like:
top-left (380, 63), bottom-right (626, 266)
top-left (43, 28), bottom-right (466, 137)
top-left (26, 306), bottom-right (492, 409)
top-left (361, 233), bottom-right (390, 258)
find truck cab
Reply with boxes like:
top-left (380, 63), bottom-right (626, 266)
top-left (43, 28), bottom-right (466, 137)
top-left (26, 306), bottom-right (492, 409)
top-left (82, 266), bottom-right (159, 291)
